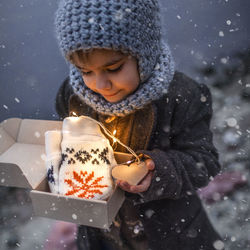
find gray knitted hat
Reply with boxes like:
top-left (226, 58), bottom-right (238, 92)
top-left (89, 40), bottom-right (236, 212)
top-left (55, 0), bottom-right (175, 116)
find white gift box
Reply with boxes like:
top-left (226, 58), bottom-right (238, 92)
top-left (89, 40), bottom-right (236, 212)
top-left (0, 118), bottom-right (130, 229)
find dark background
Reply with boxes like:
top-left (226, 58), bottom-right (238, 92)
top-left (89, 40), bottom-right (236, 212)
top-left (1, 1), bottom-right (250, 249)
top-left (0, 0), bottom-right (250, 121)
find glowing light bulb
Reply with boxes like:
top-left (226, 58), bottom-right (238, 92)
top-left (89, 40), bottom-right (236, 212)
top-left (69, 112), bottom-right (79, 121)
top-left (113, 130), bottom-right (117, 143)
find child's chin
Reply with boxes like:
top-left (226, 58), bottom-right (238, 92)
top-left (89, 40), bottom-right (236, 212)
top-left (103, 95), bottom-right (126, 103)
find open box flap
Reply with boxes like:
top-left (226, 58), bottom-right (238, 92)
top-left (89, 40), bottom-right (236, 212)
top-left (17, 119), bottom-right (62, 145)
top-left (0, 143), bottom-right (46, 189)
top-left (1, 118), bottom-right (22, 140)
top-left (0, 118), bottom-right (62, 189)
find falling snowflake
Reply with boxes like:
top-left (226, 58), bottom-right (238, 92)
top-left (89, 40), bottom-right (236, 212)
top-left (88, 17), bottom-right (94, 24)
top-left (145, 209), bottom-right (155, 219)
top-left (34, 131), bottom-right (41, 138)
top-left (72, 214), bottom-right (77, 220)
top-left (14, 97), bottom-right (20, 103)
top-left (226, 117), bottom-right (237, 127)
top-left (125, 8), bottom-right (131, 13)
top-left (155, 177), bottom-right (161, 182)
top-left (64, 171), bottom-right (108, 199)
top-left (220, 57), bottom-right (228, 64)
top-left (200, 95), bottom-right (207, 102)
top-left (219, 31), bottom-right (224, 37)
top-left (213, 240), bottom-right (224, 250)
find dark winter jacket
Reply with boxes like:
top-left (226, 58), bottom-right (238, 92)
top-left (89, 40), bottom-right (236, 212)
top-left (55, 71), bottom-right (223, 250)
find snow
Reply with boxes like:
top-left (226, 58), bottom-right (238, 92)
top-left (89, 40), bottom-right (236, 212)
top-left (213, 240), bottom-right (225, 250)
top-left (226, 117), bottom-right (237, 127)
top-left (155, 177), bottom-right (161, 182)
top-left (223, 130), bottom-right (241, 146)
top-left (154, 63), bottom-right (160, 70)
top-left (88, 18), bottom-right (94, 24)
top-left (72, 214), bottom-right (77, 220)
top-left (15, 97), bottom-right (20, 103)
top-left (145, 209), bottom-right (155, 219)
top-left (40, 154), bottom-right (46, 161)
top-left (34, 132), bottom-right (41, 138)
top-left (125, 8), bottom-right (131, 13)
top-left (219, 31), bottom-right (225, 37)
top-left (220, 57), bottom-right (228, 64)
top-left (200, 95), bottom-right (207, 102)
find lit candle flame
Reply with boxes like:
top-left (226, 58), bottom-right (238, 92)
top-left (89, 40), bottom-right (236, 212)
top-left (72, 112), bottom-right (78, 117)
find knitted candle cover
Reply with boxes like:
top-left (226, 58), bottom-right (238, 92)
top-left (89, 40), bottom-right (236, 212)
top-left (58, 116), bottom-right (117, 200)
top-left (55, 0), bottom-right (175, 116)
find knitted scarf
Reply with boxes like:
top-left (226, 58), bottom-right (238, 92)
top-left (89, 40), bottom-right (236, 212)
top-left (69, 42), bottom-right (175, 117)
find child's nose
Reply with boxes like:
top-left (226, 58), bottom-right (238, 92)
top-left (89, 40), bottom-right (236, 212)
top-left (95, 74), bottom-right (111, 90)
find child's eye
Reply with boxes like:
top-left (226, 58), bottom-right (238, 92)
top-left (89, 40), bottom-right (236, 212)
top-left (82, 71), bottom-right (92, 76)
top-left (107, 64), bottom-right (123, 73)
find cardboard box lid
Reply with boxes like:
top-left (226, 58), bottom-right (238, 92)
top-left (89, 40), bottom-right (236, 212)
top-left (0, 118), bottom-right (62, 189)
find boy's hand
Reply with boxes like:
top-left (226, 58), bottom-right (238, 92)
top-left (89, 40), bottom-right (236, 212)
top-left (116, 159), bottom-right (155, 193)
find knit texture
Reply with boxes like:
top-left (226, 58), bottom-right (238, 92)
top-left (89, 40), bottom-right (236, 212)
top-left (58, 116), bottom-right (116, 200)
top-left (70, 42), bottom-right (174, 116)
top-left (55, 0), bottom-right (162, 82)
top-left (59, 142), bottom-right (115, 200)
top-left (55, 0), bottom-right (175, 116)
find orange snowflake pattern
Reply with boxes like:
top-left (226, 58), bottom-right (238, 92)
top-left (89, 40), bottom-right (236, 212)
top-left (64, 171), bottom-right (108, 199)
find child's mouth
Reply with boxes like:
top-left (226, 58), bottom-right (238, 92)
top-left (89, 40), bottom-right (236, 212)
top-left (102, 90), bottom-right (121, 97)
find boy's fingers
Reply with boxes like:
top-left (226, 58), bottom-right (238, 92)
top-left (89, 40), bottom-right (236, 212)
top-left (117, 171), bottom-right (153, 193)
top-left (116, 168), bottom-right (154, 193)
top-left (116, 180), bottom-right (132, 192)
top-left (131, 173), bottom-right (153, 192)
top-left (145, 159), bottom-right (155, 171)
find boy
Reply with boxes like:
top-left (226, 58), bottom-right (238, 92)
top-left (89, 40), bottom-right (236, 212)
top-left (54, 0), bottom-right (224, 249)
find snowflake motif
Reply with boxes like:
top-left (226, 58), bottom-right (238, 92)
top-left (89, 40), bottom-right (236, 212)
top-left (91, 149), bottom-right (99, 154)
top-left (74, 150), bottom-right (92, 164)
top-left (64, 171), bottom-right (108, 199)
top-left (47, 165), bottom-right (55, 184)
top-left (62, 147), bottom-right (111, 166)
top-left (98, 147), bottom-right (110, 164)
top-left (61, 153), bottom-right (68, 164)
top-left (66, 147), bottom-right (75, 154)
top-left (68, 158), bottom-right (76, 164)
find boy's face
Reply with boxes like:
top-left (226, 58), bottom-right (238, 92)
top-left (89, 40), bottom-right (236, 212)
top-left (72, 49), bottom-right (140, 103)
